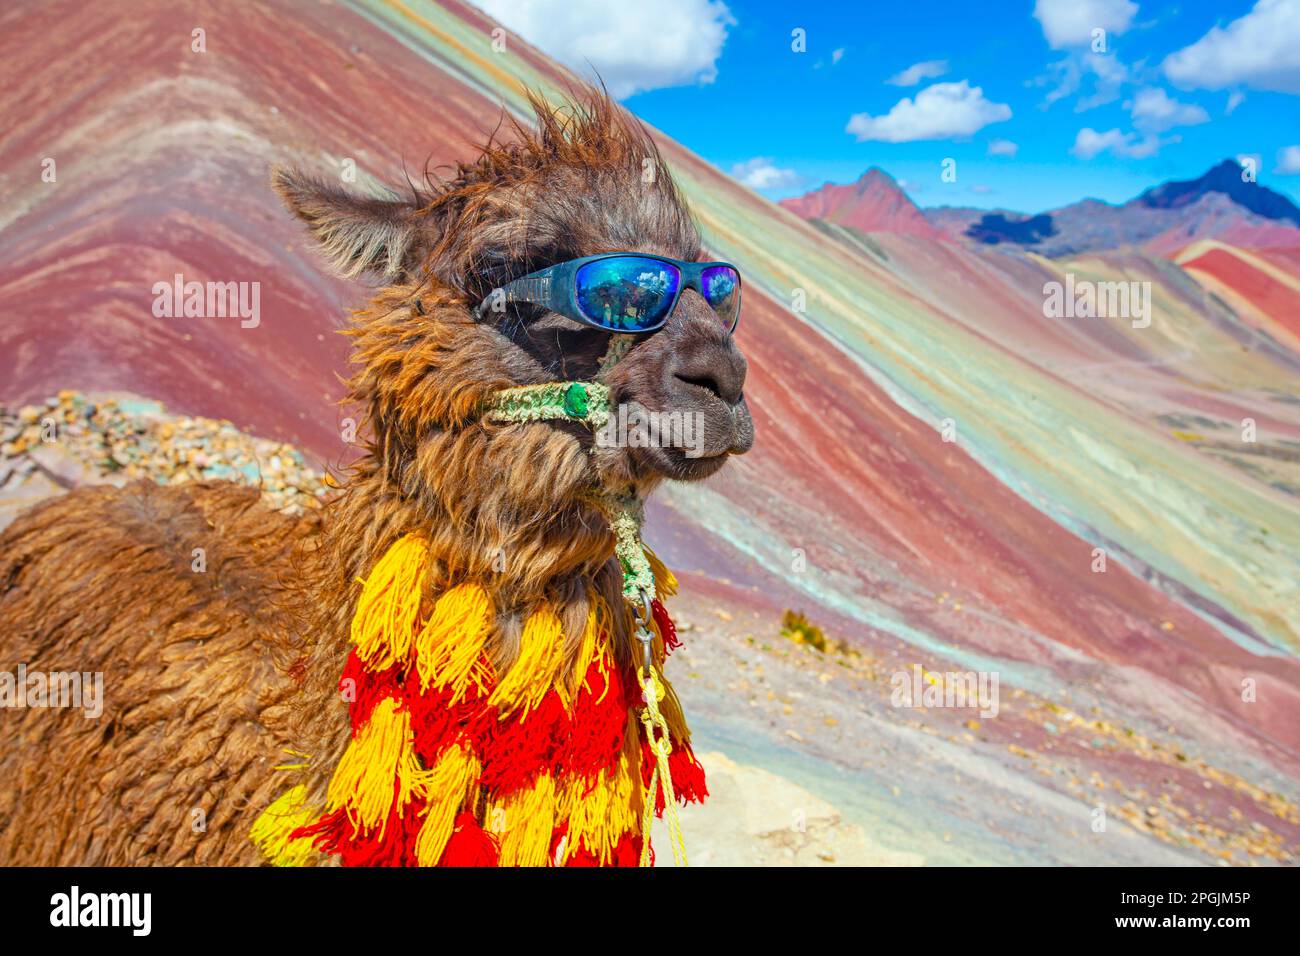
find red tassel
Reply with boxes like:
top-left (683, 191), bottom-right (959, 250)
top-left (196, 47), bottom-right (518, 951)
top-left (564, 842), bottom-right (600, 867)
top-left (640, 738), bottom-right (709, 813)
top-left (557, 660), bottom-right (627, 779)
top-left (651, 599), bottom-right (681, 654)
top-left (668, 745), bottom-right (709, 805)
top-left (294, 795), bottom-right (426, 867)
top-left (612, 831), bottom-right (645, 867)
top-left (402, 669), bottom-right (493, 767)
top-left (339, 649), bottom-right (404, 734)
top-left (476, 690), bottom-right (569, 792)
top-left (438, 812), bottom-right (499, 867)
top-left (563, 830), bottom-right (641, 867)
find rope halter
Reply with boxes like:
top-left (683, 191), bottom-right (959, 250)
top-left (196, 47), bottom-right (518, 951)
top-left (479, 375), bottom-right (688, 866)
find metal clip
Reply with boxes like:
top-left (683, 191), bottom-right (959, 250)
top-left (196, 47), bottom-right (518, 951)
top-left (632, 586), bottom-right (655, 679)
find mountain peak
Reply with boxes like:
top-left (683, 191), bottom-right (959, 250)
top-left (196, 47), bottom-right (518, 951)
top-left (780, 168), bottom-right (941, 239)
top-left (1137, 160), bottom-right (1300, 227)
top-left (856, 166), bottom-right (896, 185)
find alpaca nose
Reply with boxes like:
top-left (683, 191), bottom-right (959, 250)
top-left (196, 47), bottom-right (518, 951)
top-left (673, 358), bottom-right (744, 406)
top-left (669, 293), bottom-right (747, 405)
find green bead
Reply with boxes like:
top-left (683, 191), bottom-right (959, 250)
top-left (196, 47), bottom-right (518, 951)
top-left (563, 382), bottom-right (589, 418)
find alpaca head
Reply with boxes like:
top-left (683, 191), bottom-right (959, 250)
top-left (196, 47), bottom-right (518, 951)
top-left (273, 88), bottom-right (753, 602)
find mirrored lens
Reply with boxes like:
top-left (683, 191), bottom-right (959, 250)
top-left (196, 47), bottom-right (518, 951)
top-left (575, 257), bottom-right (681, 331)
top-left (701, 265), bottom-right (741, 330)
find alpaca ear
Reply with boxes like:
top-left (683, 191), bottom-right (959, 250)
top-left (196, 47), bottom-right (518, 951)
top-left (272, 165), bottom-right (424, 281)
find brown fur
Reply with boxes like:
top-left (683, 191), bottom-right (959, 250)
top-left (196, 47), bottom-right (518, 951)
top-left (0, 87), bottom-right (752, 864)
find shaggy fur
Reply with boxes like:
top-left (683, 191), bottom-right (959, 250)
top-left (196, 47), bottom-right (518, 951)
top-left (0, 87), bottom-right (752, 865)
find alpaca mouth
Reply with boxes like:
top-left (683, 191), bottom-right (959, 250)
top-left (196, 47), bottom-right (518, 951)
top-left (634, 443), bottom-right (731, 481)
top-left (617, 395), bottom-right (754, 482)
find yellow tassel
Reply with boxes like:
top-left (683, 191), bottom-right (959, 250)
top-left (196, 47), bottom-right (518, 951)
top-left (413, 745), bottom-right (482, 866)
top-left (325, 697), bottom-right (421, 835)
top-left (351, 534), bottom-right (429, 670)
top-left (559, 749), bottom-right (642, 865)
top-left (562, 597), bottom-right (610, 706)
top-left (489, 605), bottom-right (564, 717)
top-left (414, 584), bottom-right (493, 701)
top-left (490, 772), bottom-right (558, 867)
top-left (645, 546), bottom-right (677, 600)
top-left (250, 785), bottom-right (319, 867)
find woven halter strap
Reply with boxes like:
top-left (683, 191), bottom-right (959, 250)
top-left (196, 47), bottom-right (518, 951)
top-left (482, 381), bottom-right (612, 430)
top-left (481, 380), bottom-right (656, 649)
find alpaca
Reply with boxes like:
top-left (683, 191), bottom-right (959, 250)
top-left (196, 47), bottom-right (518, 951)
top-left (0, 89), bottom-right (753, 866)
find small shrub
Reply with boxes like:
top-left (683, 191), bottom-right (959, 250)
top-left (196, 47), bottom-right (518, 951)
top-left (781, 609), bottom-right (827, 653)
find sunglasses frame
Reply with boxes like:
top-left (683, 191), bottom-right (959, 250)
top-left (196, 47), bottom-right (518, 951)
top-left (472, 253), bottom-right (742, 334)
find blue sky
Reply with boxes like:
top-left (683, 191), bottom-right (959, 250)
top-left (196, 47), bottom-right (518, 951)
top-left (480, 0), bottom-right (1300, 212)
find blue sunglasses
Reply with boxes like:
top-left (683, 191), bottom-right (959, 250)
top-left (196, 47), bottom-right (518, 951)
top-left (473, 253), bottom-right (742, 334)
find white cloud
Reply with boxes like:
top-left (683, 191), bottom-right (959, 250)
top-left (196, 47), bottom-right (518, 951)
top-left (1034, 0), bottom-right (1138, 48)
top-left (1037, 49), bottom-right (1130, 111)
top-left (847, 81), bottom-right (1012, 143)
top-left (987, 139), bottom-right (1019, 157)
top-left (832, 48), bottom-right (845, 66)
top-left (886, 59), bottom-right (948, 86)
top-left (730, 158), bottom-right (801, 191)
top-left (474, 0), bottom-right (734, 98)
top-left (1226, 91), bottom-right (1246, 114)
top-left (1163, 0), bottom-right (1300, 93)
top-left (1277, 145), bottom-right (1300, 174)
top-left (1128, 87), bottom-right (1209, 131)
top-left (1071, 127), bottom-right (1163, 159)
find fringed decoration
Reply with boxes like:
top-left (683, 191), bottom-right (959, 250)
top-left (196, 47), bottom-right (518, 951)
top-left (404, 676), bottom-right (488, 768)
top-left (645, 546), bottom-right (678, 600)
top-left (349, 533), bottom-right (429, 670)
top-left (250, 785), bottom-right (320, 866)
top-left (488, 604), bottom-right (564, 717)
top-left (650, 597), bottom-right (681, 655)
top-left (325, 696), bottom-right (422, 835)
top-left (558, 654), bottom-right (627, 779)
top-left (559, 747), bottom-right (643, 865)
top-left (563, 593), bottom-right (609, 703)
top-left (439, 812), bottom-right (499, 866)
top-left (414, 584), bottom-right (493, 701)
top-left (414, 744), bottom-right (482, 865)
top-left (640, 735), bottom-right (710, 813)
top-left (490, 771), bottom-right (558, 867)
top-left (253, 533), bottom-right (704, 868)
top-left (476, 689), bottom-right (568, 793)
top-left (295, 799), bottom-right (427, 867)
top-left (339, 648), bottom-right (403, 733)
top-left (565, 830), bottom-right (643, 867)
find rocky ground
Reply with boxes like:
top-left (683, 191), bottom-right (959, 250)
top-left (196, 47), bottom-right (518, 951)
top-left (3, 392), bottom-right (1296, 866)
top-left (0, 391), bottom-right (327, 531)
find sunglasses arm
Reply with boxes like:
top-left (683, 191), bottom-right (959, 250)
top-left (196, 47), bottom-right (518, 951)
top-left (473, 266), bottom-right (561, 319)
